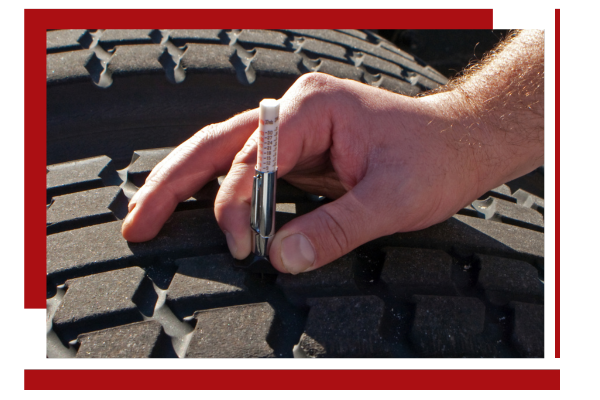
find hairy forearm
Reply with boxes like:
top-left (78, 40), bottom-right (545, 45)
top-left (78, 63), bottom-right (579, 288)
top-left (417, 30), bottom-right (544, 199)
top-left (455, 29), bottom-right (544, 160)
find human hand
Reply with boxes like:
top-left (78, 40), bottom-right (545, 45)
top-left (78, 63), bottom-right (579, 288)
top-left (123, 65), bottom-right (542, 275)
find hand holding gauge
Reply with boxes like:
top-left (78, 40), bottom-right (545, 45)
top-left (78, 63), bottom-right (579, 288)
top-left (234, 99), bottom-right (281, 273)
top-left (122, 31), bottom-right (544, 275)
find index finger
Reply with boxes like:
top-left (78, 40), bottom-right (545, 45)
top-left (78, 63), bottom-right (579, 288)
top-left (121, 109), bottom-right (259, 242)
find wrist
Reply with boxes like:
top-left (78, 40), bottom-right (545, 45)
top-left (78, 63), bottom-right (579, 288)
top-left (415, 88), bottom-right (543, 203)
top-left (412, 92), bottom-right (494, 206)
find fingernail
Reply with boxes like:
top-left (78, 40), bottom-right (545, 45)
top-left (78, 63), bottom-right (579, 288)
top-left (224, 231), bottom-right (239, 259)
top-left (123, 206), bottom-right (135, 226)
top-left (128, 200), bottom-right (137, 213)
top-left (281, 233), bottom-right (315, 274)
top-left (128, 190), bottom-right (142, 212)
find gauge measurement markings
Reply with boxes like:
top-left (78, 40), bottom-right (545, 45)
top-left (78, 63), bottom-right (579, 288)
top-left (257, 100), bottom-right (280, 173)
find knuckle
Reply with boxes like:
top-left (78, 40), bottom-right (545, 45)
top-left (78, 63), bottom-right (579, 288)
top-left (233, 136), bottom-right (258, 165)
top-left (142, 172), bottom-right (163, 190)
top-left (297, 72), bottom-right (331, 88)
top-left (213, 192), bottom-right (232, 217)
top-left (292, 73), bottom-right (337, 101)
top-left (190, 123), bottom-right (220, 146)
top-left (215, 173), bottom-right (240, 204)
top-left (214, 185), bottom-right (239, 222)
top-left (317, 207), bottom-right (351, 256)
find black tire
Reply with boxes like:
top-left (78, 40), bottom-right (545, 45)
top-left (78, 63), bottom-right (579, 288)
top-left (47, 28), bottom-right (447, 166)
top-left (46, 29), bottom-right (544, 358)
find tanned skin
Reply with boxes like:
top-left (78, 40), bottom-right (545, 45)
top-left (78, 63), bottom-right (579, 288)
top-left (122, 30), bottom-right (544, 274)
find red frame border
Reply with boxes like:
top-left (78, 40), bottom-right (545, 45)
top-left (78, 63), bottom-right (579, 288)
top-left (555, 8), bottom-right (560, 359)
top-left (25, 8), bottom-right (559, 390)
top-left (25, 369), bottom-right (559, 390)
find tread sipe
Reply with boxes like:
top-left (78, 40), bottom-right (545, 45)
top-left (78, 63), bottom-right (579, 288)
top-left (46, 29), bottom-right (543, 358)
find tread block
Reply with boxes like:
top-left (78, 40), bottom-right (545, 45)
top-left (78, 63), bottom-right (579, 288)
top-left (494, 199), bottom-right (544, 228)
top-left (276, 254), bottom-right (360, 307)
top-left (121, 147), bottom-right (220, 208)
top-left (126, 148), bottom-right (173, 186)
top-left (298, 296), bottom-right (389, 357)
top-left (361, 53), bottom-right (407, 81)
top-left (380, 248), bottom-right (457, 299)
top-left (46, 289), bottom-right (63, 326)
top-left (237, 29), bottom-right (288, 50)
top-left (478, 184), bottom-right (517, 203)
top-left (510, 302), bottom-right (544, 357)
top-left (47, 155), bottom-right (115, 199)
top-left (478, 255), bottom-right (543, 305)
top-left (76, 320), bottom-right (166, 358)
top-left (316, 58), bottom-right (362, 82)
top-left (375, 215), bottom-right (544, 264)
top-left (410, 295), bottom-right (487, 357)
top-left (166, 254), bottom-right (253, 319)
top-left (47, 209), bottom-right (227, 284)
top-left (97, 29), bottom-right (154, 51)
top-left (372, 48), bottom-right (446, 84)
top-left (492, 184), bottom-right (513, 197)
top-left (411, 74), bottom-right (441, 91)
top-left (335, 29), bottom-right (370, 41)
top-left (378, 74), bottom-right (421, 96)
top-left (47, 29), bottom-right (86, 53)
top-left (458, 204), bottom-right (480, 219)
top-left (47, 50), bottom-right (94, 84)
top-left (168, 29), bottom-right (222, 46)
top-left (47, 186), bottom-right (123, 234)
top-left (52, 267), bottom-right (149, 341)
top-left (295, 36), bottom-right (348, 62)
top-left (276, 203), bottom-right (297, 214)
top-left (380, 41), bottom-right (414, 59)
top-left (109, 44), bottom-right (163, 76)
top-left (252, 48), bottom-right (303, 77)
top-left (186, 303), bottom-right (277, 358)
top-left (512, 189), bottom-right (544, 216)
top-left (181, 43), bottom-right (236, 74)
top-left (506, 169), bottom-right (544, 200)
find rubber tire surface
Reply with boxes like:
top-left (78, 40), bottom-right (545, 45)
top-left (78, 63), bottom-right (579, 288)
top-left (46, 29), bottom-right (544, 358)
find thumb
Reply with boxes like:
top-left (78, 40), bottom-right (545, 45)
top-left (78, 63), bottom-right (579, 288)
top-left (269, 180), bottom-right (388, 274)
